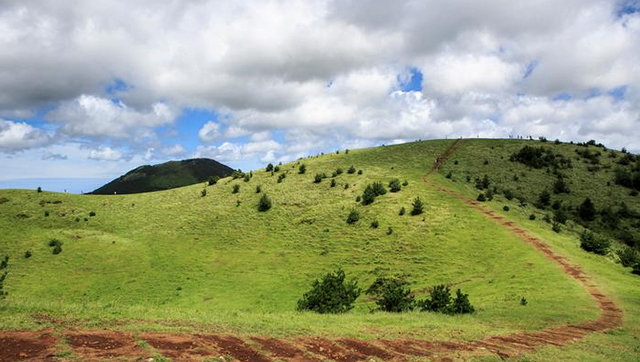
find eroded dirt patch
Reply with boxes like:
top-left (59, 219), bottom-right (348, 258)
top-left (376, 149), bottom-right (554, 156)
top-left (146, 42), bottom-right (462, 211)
top-left (66, 331), bottom-right (143, 360)
top-left (204, 335), bottom-right (271, 362)
top-left (0, 331), bottom-right (57, 362)
top-left (142, 333), bottom-right (218, 360)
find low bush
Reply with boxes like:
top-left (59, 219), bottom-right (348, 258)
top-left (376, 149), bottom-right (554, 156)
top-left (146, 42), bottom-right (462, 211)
top-left (314, 174), bottom-right (323, 183)
top-left (208, 176), bottom-right (220, 185)
top-left (580, 230), bottom-right (610, 255)
top-left (372, 182), bottom-right (386, 196)
top-left (265, 163), bottom-right (274, 172)
top-left (389, 179), bottom-right (401, 192)
top-left (617, 246), bottom-right (640, 268)
top-left (411, 197), bottom-right (424, 215)
top-left (330, 179), bottom-right (337, 187)
top-left (503, 206), bottom-right (510, 212)
top-left (370, 220), bottom-right (379, 228)
top-left (299, 164), bottom-right (307, 174)
top-left (258, 194), bottom-right (272, 212)
top-left (346, 209), bottom-right (360, 224)
top-left (201, 189), bottom-right (207, 197)
top-left (402, 180), bottom-right (409, 186)
top-left (419, 285), bottom-right (474, 314)
top-left (386, 227), bottom-right (393, 235)
top-left (477, 193), bottom-right (486, 202)
top-left (0, 256), bottom-right (8, 270)
top-left (529, 214), bottom-right (536, 220)
top-left (255, 185), bottom-right (261, 193)
top-left (277, 173), bottom-right (286, 183)
top-left (366, 275), bottom-right (415, 312)
top-left (232, 184), bottom-right (240, 194)
top-left (296, 268), bottom-right (361, 313)
top-left (357, 170), bottom-right (363, 175)
top-left (24, 250), bottom-right (32, 258)
top-left (398, 207), bottom-right (405, 216)
top-left (347, 166), bottom-right (356, 174)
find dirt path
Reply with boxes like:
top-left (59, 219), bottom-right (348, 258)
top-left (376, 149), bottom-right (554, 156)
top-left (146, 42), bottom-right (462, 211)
top-left (0, 139), bottom-right (623, 361)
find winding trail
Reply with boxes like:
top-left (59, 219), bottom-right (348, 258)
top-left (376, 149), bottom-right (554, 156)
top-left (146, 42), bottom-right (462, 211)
top-left (0, 139), bottom-right (623, 361)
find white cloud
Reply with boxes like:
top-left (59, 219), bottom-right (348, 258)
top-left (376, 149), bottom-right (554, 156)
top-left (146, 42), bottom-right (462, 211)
top-left (0, 119), bottom-right (51, 151)
top-left (198, 121), bottom-right (220, 143)
top-left (161, 143), bottom-right (186, 157)
top-left (88, 146), bottom-right (123, 161)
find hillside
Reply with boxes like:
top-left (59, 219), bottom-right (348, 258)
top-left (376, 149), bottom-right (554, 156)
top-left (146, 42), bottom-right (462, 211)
top-left (0, 139), bottom-right (638, 362)
top-left (91, 158), bottom-right (234, 195)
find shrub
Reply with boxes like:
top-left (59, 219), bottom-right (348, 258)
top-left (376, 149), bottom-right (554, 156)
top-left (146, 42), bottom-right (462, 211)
top-left (361, 185), bottom-right (376, 205)
top-left (503, 206), bottom-right (510, 212)
top-left (617, 246), bottom-right (640, 268)
top-left (370, 220), bottom-right (379, 228)
top-left (398, 207), bottom-right (405, 216)
top-left (255, 185), bottom-right (261, 193)
top-left (52, 244), bottom-right (62, 255)
top-left (44, 210), bottom-right (49, 217)
top-left (0, 271), bottom-right (6, 299)
top-left (520, 297), bottom-right (528, 306)
top-left (411, 197), bottom-right (424, 215)
top-left (330, 179), bottom-right (337, 188)
top-left (366, 275), bottom-right (415, 312)
top-left (633, 264), bottom-right (640, 276)
top-left (553, 209), bottom-right (568, 224)
top-left (537, 189), bottom-right (551, 207)
top-left (580, 231), bottom-right (610, 255)
top-left (386, 227), bottom-right (393, 235)
top-left (552, 221), bottom-right (561, 233)
top-left (477, 193), bottom-right (486, 202)
top-left (258, 194), bottom-right (272, 212)
top-left (372, 182), bottom-right (386, 196)
top-left (510, 145), bottom-right (571, 169)
top-left (419, 285), bottom-right (451, 313)
top-left (446, 171), bottom-right (452, 179)
top-left (48, 239), bottom-right (62, 248)
top-left (296, 268), bottom-right (361, 313)
top-left (274, 165), bottom-right (280, 172)
top-left (529, 214), bottom-right (536, 220)
top-left (232, 184), bottom-right (240, 194)
top-left (388, 179), bottom-right (401, 192)
top-left (358, 170), bottom-right (363, 175)
top-left (578, 198), bottom-right (596, 221)
top-left (265, 163), bottom-right (274, 172)
top-left (208, 176), bottom-right (220, 185)
top-left (24, 250), bottom-right (32, 258)
top-left (243, 174), bottom-right (250, 182)
top-left (0, 256), bottom-right (8, 270)
top-left (314, 174), bottom-right (323, 183)
top-left (336, 168), bottom-right (343, 175)
top-left (355, 195), bottom-right (361, 203)
top-left (201, 189), bottom-right (207, 197)
top-left (344, 183), bottom-right (349, 190)
top-left (299, 164), bottom-right (307, 174)
top-left (503, 189), bottom-right (514, 200)
top-left (402, 180), bottom-right (409, 186)
top-left (553, 176), bottom-right (570, 194)
top-left (450, 289), bottom-right (475, 314)
top-left (346, 209), bottom-right (360, 224)
top-left (347, 166), bottom-right (356, 174)
top-left (277, 173), bottom-right (286, 183)
top-left (37, 187), bottom-right (42, 193)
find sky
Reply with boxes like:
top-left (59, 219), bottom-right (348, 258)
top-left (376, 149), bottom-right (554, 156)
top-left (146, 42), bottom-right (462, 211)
top-left (1, 0), bottom-right (640, 193)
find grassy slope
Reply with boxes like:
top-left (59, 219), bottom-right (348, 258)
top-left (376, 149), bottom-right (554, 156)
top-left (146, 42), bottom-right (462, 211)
top-left (435, 139), bottom-right (640, 361)
top-left (0, 139), bottom-right (636, 360)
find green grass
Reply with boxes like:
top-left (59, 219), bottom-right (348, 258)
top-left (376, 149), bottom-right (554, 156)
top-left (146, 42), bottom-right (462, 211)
top-left (1, 139), bottom-right (638, 360)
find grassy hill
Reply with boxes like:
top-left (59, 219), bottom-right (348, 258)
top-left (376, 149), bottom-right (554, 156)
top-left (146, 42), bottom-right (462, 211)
top-left (91, 158), bottom-right (234, 195)
top-left (0, 139), bottom-right (639, 361)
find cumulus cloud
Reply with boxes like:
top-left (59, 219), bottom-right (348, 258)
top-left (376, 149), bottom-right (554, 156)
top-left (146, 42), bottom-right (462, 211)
top-left (198, 121), bottom-right (220, 143)
top-left (161, 144), bottom-right (186, 157)
top-left (0, 119), bottom-right (51, 152)
top-left (88, 146), bottom-right (123, 161)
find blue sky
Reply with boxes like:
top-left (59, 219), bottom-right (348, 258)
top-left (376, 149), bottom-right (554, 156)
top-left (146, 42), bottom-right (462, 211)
top-left (0, 0), bottom-right (639, 193)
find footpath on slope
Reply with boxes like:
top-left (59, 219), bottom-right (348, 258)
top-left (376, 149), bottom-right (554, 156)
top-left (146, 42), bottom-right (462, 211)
top-left (0, 139), bottom-right (623, 362)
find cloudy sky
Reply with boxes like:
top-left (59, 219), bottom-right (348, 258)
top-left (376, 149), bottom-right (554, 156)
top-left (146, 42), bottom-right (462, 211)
top-left (1, 0), bottom-right (639, 192)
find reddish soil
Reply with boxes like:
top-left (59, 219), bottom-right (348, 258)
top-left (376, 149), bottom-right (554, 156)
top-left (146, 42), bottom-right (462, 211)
top-left (0, 139), bottom-right (623, 361)
top-left (0, 331), bottom-right (57, 362)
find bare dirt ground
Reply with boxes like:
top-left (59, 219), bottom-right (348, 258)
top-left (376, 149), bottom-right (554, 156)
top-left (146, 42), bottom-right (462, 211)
top-left (0, 139), bottom-right (622, 361)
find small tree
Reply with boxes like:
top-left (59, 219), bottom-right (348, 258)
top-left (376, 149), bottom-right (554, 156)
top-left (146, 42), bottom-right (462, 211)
top-left (208, 176), bottom-right (220, 185)
top-left (398, 207), bottom-right (405, 216)
top-left (314, 174), bottom-right (323, 183)
top-left (450, 289), bottom-right (475, 314)
top-left (274, 165), bottom-right (280, 172)
top-left (336, 168), bottom-right (343, 175)
top-left (580, 231), bottom-right (610, 255)
top-left (243, 174), bottom-right (250, 182)
top-left (578, 198), bottom-right (596, 221)
top-left (330, 179), bottom-right (337, 188)
top-left (389, 179), bottom-right (401, 192)
top-left (361, 185), bottom-right (376, 205)
top-left (258, 194), bottom-right (272, 211)
top-left (266, 163), bottom-right (274, 172)
top-left (201, 189), bottom-right (207, 197)
top-left (37, 187), bottom-right (42, 193)
top-left (24, 250), bottom-right (32, 259)
top-left (299, 164), bottom-right (307, 174)
top-left (255, 185), bottom-right (262, 193)
top-left (346, 209), bottom-right (360, 224)
top-left (553, 176), bottom-right (570, 194)
top-left (296, 268), bottom-right (361, 313)
top-left (366, 275), bottom-right (415, 312)
top-left (277, 173), bottom-right (286, 183)
top-left (537, 189), bottom-right (551, 207)
top-left (419, 285), bottom-right (451, 313)
top-left (617, 246), bottom-right (640, 268)
top-left (411, 197), bottom-right (424, 215)
top-left (347, 166), bottom-right (356, 174)
top-left (232, 184), bottom-right (240, 194)
top-left (372, 182), bottom-right (387, 196)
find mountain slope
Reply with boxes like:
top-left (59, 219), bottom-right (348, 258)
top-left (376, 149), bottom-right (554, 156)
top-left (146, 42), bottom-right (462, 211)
top-left (91, 158), bottom-right (234, 194)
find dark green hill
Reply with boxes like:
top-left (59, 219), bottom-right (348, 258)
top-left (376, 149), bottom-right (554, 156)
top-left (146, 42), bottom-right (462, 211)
top-left (91, 158), bottom-right (233, 194)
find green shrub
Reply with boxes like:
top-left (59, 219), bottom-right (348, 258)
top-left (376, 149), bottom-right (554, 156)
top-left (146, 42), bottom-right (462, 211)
top-left (366, 275), bottom-right (415, 312)
top-left (0, 270), bottom-right (7, 299)
top-left (386, 227), bottom-right (393, 235)
top-left (346, 209), bottom-right (360, 224)
top-left (578, 198), bottom-right (596, 221)
top-left (0, 256), bottom-right (8, 270)
top-left (503, 189), bottom-right (514, 200)
top-left (48, 239), bottom-right (62, 248)
top-left (553, 176), bottom-right (570, 194)
top-left (355, 195), bottom-right (361, 203)
top-left (553, 209), bottom-right (568, 224)
top-left (274, 165), bottom-right (280, 172)
top-left (357, 170), bottom-right (363, 175)
top-left (402, 180), bottom-right (408, 186)
top-left (361, 185), bottom-right (376, 205)
top-left (617, 246), bottom-right (640, 268)
top-left (277, 173), bottom-right (285, 183)
top-left (208, 176), bottom-right (220, 185)
top-left (411, 197), bottom-right (424, 215)
top-left (344, 183), bottom-right (349, 189)
top-left (580, 231), bottom-right (610, 255)
top-left (419, 285), bottom-right (451, 313)
top-left (330, 179), bottom-right (337, 188)
top-left (520, 297), bottom-right (528, 306)
top-left (232, 184), bottom-right (240, 194)
top-left (372, 182), bottom-right (386, 196)
top-left (243, 174), bottom-right (250, 182)
top-left (398, 207), bottom-right (405, 216)
top-left (477, 193), bottom-right (486, 202)
top-left (503, 206), bottom-right (510, 212)
top-left (552, 221), bottom-right (561, 233)
top-left (388, 179), bottom-right (401, 192)
top-left (255, 185), bottom-right (262, 193)
top-left (258, 194), bottom-right (272, 212)
top-left (299, 164), bottom-right (307, 174)
top-left (335, 168), bottom-right (343, 175)
top-left (450, 289), bottom-right (475, 314)
top-left (347, 166), bottom-right (356, 174)
top-left (314, 174), bottom-right (323, 183)
top-left (201, 189), bottom-right (207, 197)
top-left (296, 268), bottom-right (361, 313)
top-left (537, 189), bottom-right (551, 207)
top-left (37, 187), bottom-right (42, 193)
top-left (370, 220), bottom-right (379, 228)
top-left (265, 163), bottom-right (274, 172)
top-left (52, 244), bottom-right (62, 255)
top-left (44, 210), bottom-right (49, 217)
top-left (529, 214), bottom-right (536, 220)
top-left (24, 250), bottom-right (32, 259)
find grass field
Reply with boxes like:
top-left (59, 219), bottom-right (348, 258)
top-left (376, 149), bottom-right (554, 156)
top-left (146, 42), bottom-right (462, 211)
top-left (1, 138), bottom-right (639, 360)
